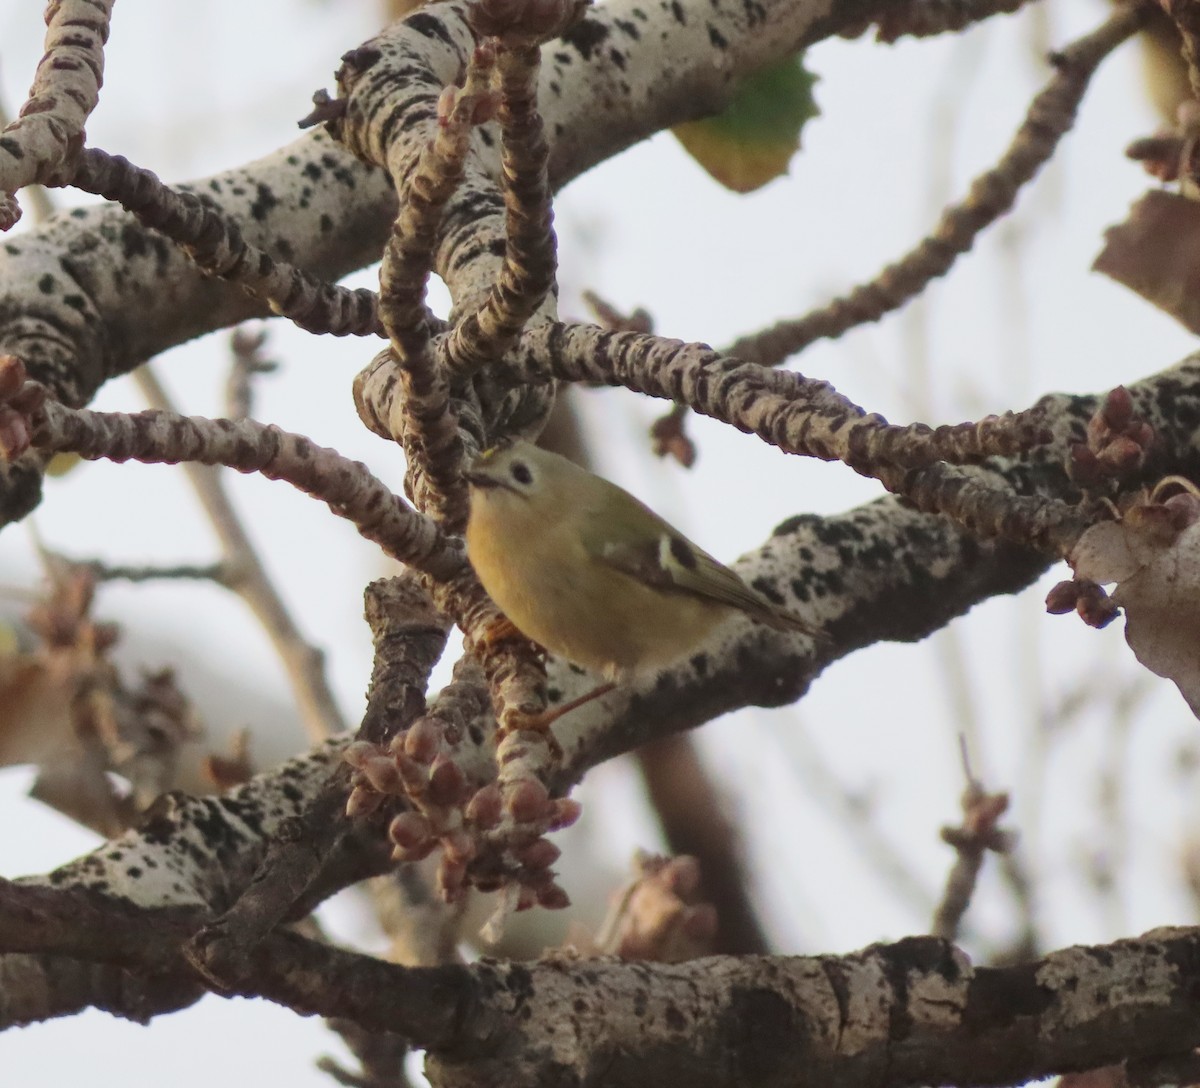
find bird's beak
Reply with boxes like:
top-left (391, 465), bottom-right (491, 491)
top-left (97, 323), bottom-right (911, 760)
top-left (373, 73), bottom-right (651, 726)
top-left (464, 466), bottom-right (502, 490)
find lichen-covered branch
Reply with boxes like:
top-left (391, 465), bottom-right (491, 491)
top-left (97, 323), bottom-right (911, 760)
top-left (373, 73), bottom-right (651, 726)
top-left (186, 577), bottom-right (448, 990)
top-left (0, 128), bottom-right (396, 451)
top-left (9, 352), bottom-right (1200, 1038)
top-left (17, 740), bottom-right (348, 912)
top-left (8, 871), bottom-right (1200, 1088)
top-left (0, 0), bottom-right (880, 409)
top-left (0, 0), bottom-right (905, 527)
top-left (877, 458), bottom-right (1093, 557)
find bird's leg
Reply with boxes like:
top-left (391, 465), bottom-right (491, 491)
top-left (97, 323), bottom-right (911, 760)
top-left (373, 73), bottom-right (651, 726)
top-left (507, 681), bottom-right (617, 733)
top-left (543, 681), bottom-right (616, 726)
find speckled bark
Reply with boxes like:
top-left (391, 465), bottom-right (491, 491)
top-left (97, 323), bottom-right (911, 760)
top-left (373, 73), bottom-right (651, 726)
top-left (0, 0), bottom-right (879, 521)
top-left (425, 932), bottom-right (1200, 1087)
top-left (0, 0), bottom-right (1196, 1077)
top-left (0, 0), bottom-right (114, 209)
top-left (8, 877), bottom-right (1200, 1088)
top-left (72, 148), bottom-right (386, 337)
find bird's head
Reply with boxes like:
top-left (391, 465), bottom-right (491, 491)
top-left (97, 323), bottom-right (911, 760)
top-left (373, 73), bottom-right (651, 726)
top-left (465, 440), bottom-right (557, 502)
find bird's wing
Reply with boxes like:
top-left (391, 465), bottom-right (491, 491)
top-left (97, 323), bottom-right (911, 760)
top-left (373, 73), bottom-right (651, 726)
top-left (590, 526), bottom-right (807, 633)
top-left (578, 480), bottom-right (826, 639)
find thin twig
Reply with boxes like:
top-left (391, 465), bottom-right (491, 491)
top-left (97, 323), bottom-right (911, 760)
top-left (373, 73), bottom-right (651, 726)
top-left (724, 5), bottom-right (1148, 368)
top-left (931, 737), bottom-right (1014, 941)
top-left (132, 366), bottom-right (349, 740)
top-left (226, 327), bottom-right (278, 421)
top-left (84, 560), bottom-right (229, 585)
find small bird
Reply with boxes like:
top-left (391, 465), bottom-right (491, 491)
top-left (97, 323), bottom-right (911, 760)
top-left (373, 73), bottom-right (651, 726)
top-left (464, 441), bottom-right (825, 718)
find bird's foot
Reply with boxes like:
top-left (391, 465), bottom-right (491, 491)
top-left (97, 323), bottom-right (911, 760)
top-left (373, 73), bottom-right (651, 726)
top-left (478, 614), bottom-right (526, 649)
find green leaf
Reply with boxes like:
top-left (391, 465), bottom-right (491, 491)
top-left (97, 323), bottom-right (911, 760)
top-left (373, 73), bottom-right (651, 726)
top-left (672, 54), bottom-right (819, 194)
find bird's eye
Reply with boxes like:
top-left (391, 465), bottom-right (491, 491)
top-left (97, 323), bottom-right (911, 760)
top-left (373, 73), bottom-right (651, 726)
top-left (511, 462), bottom-right (533, 485)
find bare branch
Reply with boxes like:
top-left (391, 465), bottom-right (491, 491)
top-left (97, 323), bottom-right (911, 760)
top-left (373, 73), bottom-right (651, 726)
top-left (9, 871), bottom-right (1200, 1088)
top-left (71, 148), bottom-right (388, 338)
top-left (0, 368), bottom-right (464, 583)
top-left (374, 43), bottom-right (501, 525)
top-left (133, 364), bottom-right (349, 741)
top-left (442, 0), bottom-right (577, 378)
top-left (225, 327), bottom-right (278, 421)
top-left (930, 739), bottom-right (1016, 941)
top-left (509, 323), bottom-right (1053, 474)
top-left (725, 6), bottom-right (1147, 367)
top-left (0, 0), bottom-right (114, 225)
top-left (81, 560), bottom-right (228, 585)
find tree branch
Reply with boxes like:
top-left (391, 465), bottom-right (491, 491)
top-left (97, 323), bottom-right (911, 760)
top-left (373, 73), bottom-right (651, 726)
top-left (7, 870), bottom-right (1200, 1088)
top-left (0, 0), bottom-right (114, 225)
top-left (723, 4), bottom-right (1147, 367)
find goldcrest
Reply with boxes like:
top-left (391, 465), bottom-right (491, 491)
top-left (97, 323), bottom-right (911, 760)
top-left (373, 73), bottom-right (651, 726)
top-left (464, 441), bottom-right (825, 682)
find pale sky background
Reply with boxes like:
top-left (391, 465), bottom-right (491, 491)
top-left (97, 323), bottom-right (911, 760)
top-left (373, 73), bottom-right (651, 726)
top-left (3, 0), bottom-right (1200, 1083)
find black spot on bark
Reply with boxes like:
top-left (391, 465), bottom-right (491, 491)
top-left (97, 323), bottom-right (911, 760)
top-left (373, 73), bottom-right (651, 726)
top-left (721, 987), bottom-right (805, 1083)
top-left (404, 13), bottom-right (456, 46)
top-left (562, 18), bottom-right (610, 60)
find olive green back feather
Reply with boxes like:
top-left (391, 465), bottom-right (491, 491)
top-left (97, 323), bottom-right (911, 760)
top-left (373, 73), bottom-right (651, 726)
top-left (577, 475), bottom-right (822, 638)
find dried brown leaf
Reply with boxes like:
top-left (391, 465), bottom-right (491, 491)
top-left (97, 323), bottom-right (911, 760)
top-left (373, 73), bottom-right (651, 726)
top-left (1071, 486), bottom-right (1200, 715)
top-left (1094, 189), bottom-right (1200, 333)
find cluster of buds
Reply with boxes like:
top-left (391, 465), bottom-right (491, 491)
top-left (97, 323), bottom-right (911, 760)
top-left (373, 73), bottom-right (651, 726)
top-left (1051, 475), bottom-right (1200, 628)
top-left (0, 355), bottom-right (46, 460)
top-left (343, 716), bottom-right (580, 908)
top-left (941, 782), bottom-right (1014, 856)
top-left (1068, 385), bottom-right (1155, 487)
top-left (1045, 577), bottom-right (1121, 629)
